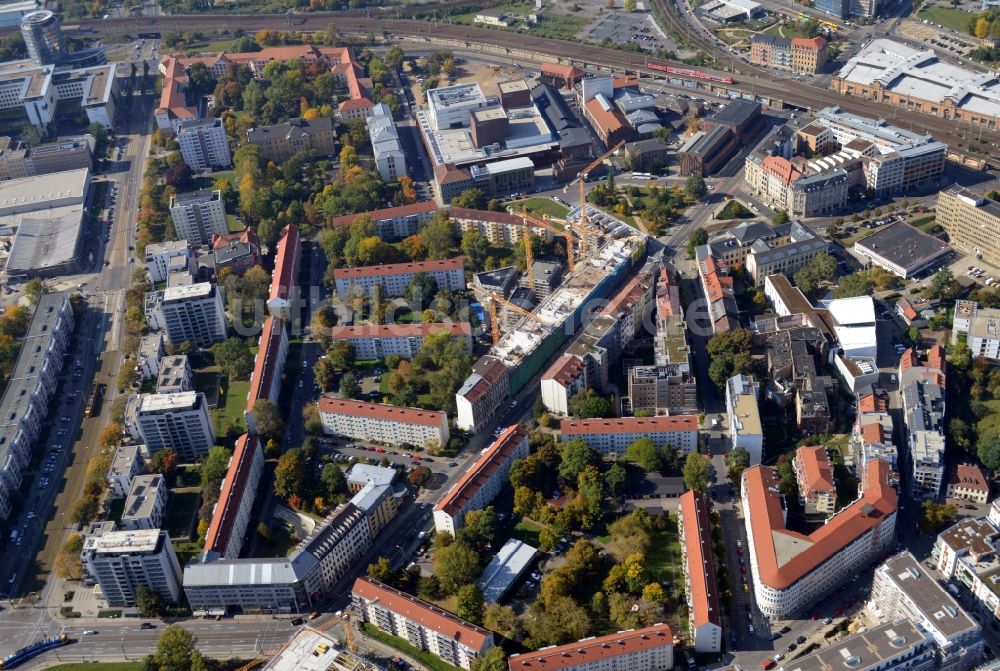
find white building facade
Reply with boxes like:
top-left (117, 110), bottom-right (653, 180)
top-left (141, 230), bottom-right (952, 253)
top-left (169, 190), bottom-right (228, 246)
top-left (318, 398), bottom-right (450, 449)
top-left (177, 118), bottom-right (232, 170)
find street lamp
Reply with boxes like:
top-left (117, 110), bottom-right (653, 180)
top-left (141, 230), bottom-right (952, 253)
top-left (122, 636), bottom-right (128, 660)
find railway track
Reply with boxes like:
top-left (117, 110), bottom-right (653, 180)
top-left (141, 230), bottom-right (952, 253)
top-left (65, 13), bottom-right (1000, 159)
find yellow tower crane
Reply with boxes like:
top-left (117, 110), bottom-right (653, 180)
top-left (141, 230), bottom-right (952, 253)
top-left (520, 209), bottom-right (576, 273)
top-left (570, 140), bottom-right (626, 254)
top-left (485, 289), bottom-right (547, 344)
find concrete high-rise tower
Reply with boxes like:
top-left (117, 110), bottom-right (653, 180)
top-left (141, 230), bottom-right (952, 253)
top-left (21, 11), bottom-right (66, 66)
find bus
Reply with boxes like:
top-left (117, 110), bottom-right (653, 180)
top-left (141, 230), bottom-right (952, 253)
top-left (84, 382), bottom-right (105, 418)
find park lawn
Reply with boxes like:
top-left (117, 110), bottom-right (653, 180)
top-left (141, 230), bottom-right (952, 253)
top-left (528, 13), bottom-right (588, 40)
top-left (361, 623), bottom-right (463, 671)
top-left (172, 539), bottom-right (204, 566)
top-left (510, 197), bottom-right (570, 220)
top-left (166, 490), bottom-right (201, 538)
top-left (645, 525), bottom-right (683, 586)
top-left (46, 665), bottom-right (142, 671)
top-left (211, 379), bottom-right (250, 436)
top-left (190, 170), bottom-right (236, 193)
top-left (916, 5), bottom-right (972, 31)
top-left (226, 214), bottom-right (245, 233)
top-left (511, 519), bottom-right (543, 547)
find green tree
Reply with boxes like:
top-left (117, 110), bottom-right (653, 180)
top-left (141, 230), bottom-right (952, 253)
top-left (525, 594), bottom-right (591, 646)
top-left (451, 188), bottom-right (486, 209)
top-left (568, 387), bottom-right (613, 419)
top-left (687, 228), bottom-right (708, 260)
top-left (406, 272), bottom-right (439, 306)
top-left (683, 453), bottom-right (711, 493)
top-left (320, 463), bottom-right (347, 500)
top-left (147, 625), bottom-right (206, 671)
top-left (979, 436), bottom-right (1000, 471)
top-left (470, 644), bottom-right (506, 671)
top-left (420, 211), bottom-right (457, 260)
top-left (252, 399), bottom-right (285, 440)
top-left (684, 174), bottom-right (707, 200)
top-left (558, 439), bottom-right (600, 482)
top-left (456, 584), bottom-right (485, 624)
top-left (198, 445), bottom-right (233, 521)
top-left (328, 340), bottom-right (356, 371)
top-left (340, 372), bottom-right (361, 399)
top-left (728, 446), bottom-right (751, 482)
top-left (135, 585), bottom-right (165, 617)
top-left (834, 271), bottom-right (875, 299)
top-left (624, 437), bottom-right (663, 472)
top-left (148, 448), bottom-right (178, 476)
top-left (211, 337), bottom-right (254, 380)
top-left (772, 209), bottom-right (789, 225)
top-left (606, 461), bottom-right (627, 496)
top-left (24, 278), bottom-right (45, 305)
top-left (457, 506), bottom-right (499, 551)
top-left (927, 268), bottom-right (961, 301)
top-left (794, 253), bottom-right (837, 297)
top-left (461, 229), bottom-right (491, 272)
top-left (920, 500), bottom-right (958, 531)
top-left (434, 541), bottom-right (481, 594)
top-left (483, 603), bottom-right (520, 637)
top-left (314, 358), bottom-right (339, 391)
top-left (273, 449), bottom-right (306, 501)
top-left (367, 556), bottom-right (395, 584)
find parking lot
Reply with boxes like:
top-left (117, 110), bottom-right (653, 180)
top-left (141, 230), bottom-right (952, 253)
top-left (582, 7), bottom-right (676, 52)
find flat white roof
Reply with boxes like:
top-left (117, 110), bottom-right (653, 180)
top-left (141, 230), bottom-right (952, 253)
top-left (137, 391), bottom-right (199, 413)
top-left (828, 295), bottom-right (876, 325)
top-left (162, 281), bottom-right (214, 302)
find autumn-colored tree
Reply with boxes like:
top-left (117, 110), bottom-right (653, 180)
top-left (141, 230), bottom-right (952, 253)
top-left (99, 422), bottom-right (124, 449)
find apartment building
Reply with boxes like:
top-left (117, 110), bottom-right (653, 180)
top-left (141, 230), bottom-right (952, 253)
top-left (156, 355), bottom-right (192, 394)
top-left (126, 392), bottom-right (216, 461)
top-left (899, 346), bottom-right (946, 499)
top-left (744, 152), bottom-right (849, 218)
top-left (82, 529), bottom-right (183, 607)
top-left (870, 552), bottom-right (983, 671)
top-left (559, 416), bottom-right (699, 456)
top-left (852, 410), bottom-right (897, 474)
top-left (294, 503), bottom-right (372, 597)
top-left (508, 624), bottom-right (674, 671)
top-left (328, 323), bottom-right (472, 361)
top-left (347, 463), bottom-right (397, 492)
top-left (433, 425), bottom-right (529, 536)
top-left (952, 301), bottom-right (1000, 362)
top-left (318, 397), bottom-right (450, 449)
top-left (245, 316), bottom-right (288, 435)
top-left (169, 190), bottom-right (228, 246)
top-left (367, 102), bottom-right (407, 183)
top-left (333, 257), bottom-right (466, 301)
top-left (793, 446), bottom-right (837, 515)
top-left (781, 619), bottom-right (936, 671)
top-left (137, 334), bottom-right (165, 380)
top-left (0, 58), bottom-right (118, 131)
top-left (107, 445), bottom-right (145, 498)
top-left (211, 229), bottom-right (261, 276)
top-left (352, 577), bottom-right (494, 670)
top-left (455, 355), bottom-right (511, 433)
top-left (177, 118), bottom-right (232, 171)
top-left (947, 464), bottom-right (990, 504)
top-left (750, 35), bottom-right (827, 73)
top-left (678, 492), bottom-right (722, 653)
top-left (145, 282), bottom-right (227, 347)
top-left (0, 292), bottom-right (73, 519)
top-left (599, 264), bottom-right (656, 351)
top-left (540, 354), bottom-right (587, 416)
top-left (246, 117), bottom-right (336, 162)
top-left (742, 459), bottom-right (897, 620)
top-left (695, 248), bottom-right (738, 334)
top-left (267, 225), bottom-right (301, 319)
top-left (745, 221), bottom-right (828, 284)
top-left (938, 186), bottom-right (1000, 269)
top-left (330, 201), bottom-right (438, 241)
top-left (203, 434), bottom-right (264, 559)
top-left (146, 240), bottom-right (193, 284)
top-left (451, 207), bottom-right (545, 246)
top-left (932, 516), bottom-right (1000, 623)
top-left (626, 364), bottom-right (698, 416)
top-left (121, 474), bottom-right (167, 531)
top-left (726, 374), bottom-right (763, 465)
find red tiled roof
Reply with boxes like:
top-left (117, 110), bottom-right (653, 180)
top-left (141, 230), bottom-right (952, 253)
top-left (246, 316), bottom-right (284, 415)
top-left (795, 446), bottom-right (835, 496)
top-left (269, 225), bottom-right (300, 303)
top-left (203, 433), bottom-right (261, 555)
top-left (508, 624), bottom-right (673, 671)
top-left (560, 415), bottom-right (699, 435)
top-left (435, 425), bottom-right (527, 517)
top-left (743, 460), bottom-right (897, 591)
top-left (762, 155), bottom-right (801, 186)
top-left (352, 577), bottom-right (492, 650)
top-left (449, 206), bottom-right (523, 227)
top-left (333, 257), bottom-right (465, 280)
top-left (318, 397), bottom-right (446, 427)
top-left (657, 265), bottom-right (680, 317)
top-left (330, 322), bottom-right (472, 339)
top-left (926, 344), bottom-right (945, 374)
top-left (680, 491), bottom-right (721, 629)
top-left (858, 391), bottom-right (889, 413)
top-left (339, 97), bottom-right (374, 111)
top-left (585, 96), bottom-right (628, 135)
top-left (541, 354), bottom-right (584, 387)
top-left (860, 422), bottom-right (886, 445)
top-left (897, 298), bottom-right (918, 321)
top-left (791, 36), bottom-right (826, 49)
top-left (329, 201), bottom-right (439, 227)
top-left (949, 463), bottom-right (989, 490)
top-left (602, 269), bottom-right (652, 318)
top-left (212, 228), bottom-right (257, 250)
top-left (540, 63), bottom-right (584, 80)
